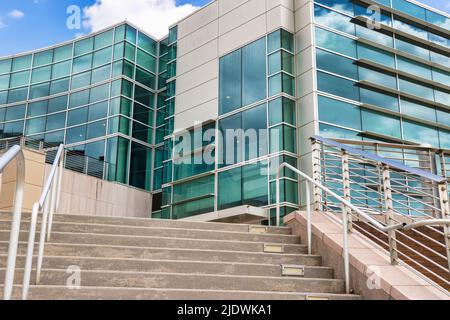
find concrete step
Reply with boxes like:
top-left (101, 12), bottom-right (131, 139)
top-left (0, 226), bottom-right (305, 253)
top-left (0, 212), bottom-right (291, 235)
top-left (0, 242), bottom-right (321, 265)
top-left (0, 269), bottom-right (346, 294)
top-left (0, 255), bottom-right (334, 279)
top-left (1, 285), bottom-right (361, 300)
top-left (0, 223), bottom-right (299, 244)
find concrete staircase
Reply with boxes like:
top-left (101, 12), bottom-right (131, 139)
top-left (0, 212), bottom-right (360, 300)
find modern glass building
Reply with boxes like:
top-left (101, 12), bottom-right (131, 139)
top-left (0, 0), bottom-right (448, 223)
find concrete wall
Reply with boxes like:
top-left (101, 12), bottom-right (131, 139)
top-left (45, 165), bottom-right (152, 218)
top-left (285, 211), bottom-right (450, 300)
top-left (0, 149), bottom-right (46, 213)
top-left (174, 0), bottom-right (296, 131)
top-left (0, 147), bottom-right (151, 218)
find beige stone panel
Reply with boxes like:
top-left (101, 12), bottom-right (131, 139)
top-left (298, 92), bottom-right (317, 127)
top-left (297, 68), bottom-right (315, 99)
top-left (1, 159), bottom-right (17, 184)
top-left (296, 45), bottom-right (314, 76)
top-left (298, 121), bottom-right (318, 156)
top-left (22, 184), bottom-right (42, 211)
top-left (176, 60), bottom-right (218, 96)
top-left (294, 0), bottom-right (311, 11)
top-left (24, 160), bottom-right (45, 187)
top-left (174, 99), bottom-right (218, 131)
top-left (295, 24), bottom-right (313, 54)
top-left (295, 1), bottom-right (313, 32)
top-left (24, 149), bottom-right (45, 164)
top-left (267, 0), bottom-right (295, 11)
top-left (178, 20), bottom-right (219, 58)
top-left (219, 0), bottom-right (266, 36)
top-left (178, 1), bottom-right (219, 39)
top-left (218, 0), bottom-right (249, 16)
top-left (175, 79), bottom-right (218, 114)
top-left (218, 15), bottom-right (267, 56)
top-left (177, 39), bottom-right (218, 76)
top-left (0, 181), bottom-right (15, 210)
top-left (266, 5), bottom-right (295, 34)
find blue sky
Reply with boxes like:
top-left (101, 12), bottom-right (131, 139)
top-left (0, 0), bottom-right (447, 57)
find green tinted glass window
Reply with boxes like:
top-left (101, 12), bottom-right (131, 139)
top-left (359, 66), bottom-right (397, 89)
top-left (218, 167), bottom-right (242, 210)
top-left (360, 88), bottom-right (399, 111)
top-left (134, 85), bottom-right (153, 107)
top-left (314, 5), bottom-right (355, 35)
top-left (73, 53), bottom-right (93, 73)
top-left (94, 30), bottom-right (114, 50)
top-left (46, 112), bottom-right (66, 131)
top-left (48, 95), bottom-right (68, 113)
top-left (68, 107), bottom-right (88, 126)
top-left (219, 49), bottom-right (241, 115)
top-left (87, 120), bottom-right (106, 140)
top-left (91, 65), bottom-right (111, 84)
top-left (31, 66), bottom-right (51, 84)
top-left (269, 73), bottom-right (295, 97)
top-left (0, 59), bottom-right (12, 74)
top-left (395, 38), bottom-right (429, 60)
top-left (356, 25), bottom-right (393, 47)
top-left (74, 37), bottom-right (94, 56)
top-left (137, 49), bottom-right (156, 72)
top-left (269, 97), bottom-right (296, 126)
top-left (33, 50), bottom-right (53, 67)
top-left (243, 162), bottom-right (268, 207)
top-left (69, 89), bottom-right (90, 108)
top-left (88, 101), bottom-right (108, 121)
top-left (93, 46), bottom-right (112, 67)
top-left (0, 74), bottom-right (10, 90)
top-left (397, 56), bottom-right (432, 80)
top-left (49, 78), bottom-right (69, 95)
top-left (316, 48), bottom-right (358, 79)
top-left (53, 44), bottom-right (73, 62)
top-left (114, 25), bottom-right (126, 43)
top-left (27, 100), bottom-right (48, 117)
top-left (135, 67), bottom-right (155, 89)
top-left (26, 117), bottom-right (46, 135)
top-left (137, 32), bottom-right (157, 55)
top-left (403, 120), bottom-right (438, 146)
top-left (52, 60), bottom-right (71, 79)
top-left (10, 70), bottom-right (30, 88)
top-left (125, 42), bottom-right (136, 62)
top-left (269, 125), bottom-right (296, 153)
top-left (401, 99), bottom-right (437, 122)
top-left (113, 42), bottom-right (125, 60)
top-left (361, 109), bottom-right (401, 138)
top-left (30, 82), bottom-right (50, 99)
top-left (315, 27), bottom-right (356, 58)
top-left (125, 25), bottom-right (137, 44)
top-left (90, 83), bottom-right (109, 103)
top-left (399, 77), bottom-right (434, 101)
top-left (318, 95), bottom-right (361, 130)
top-left (432, 68), bottom-right (450, 84)
top-left (71, 71), bottom-right (91, 90)
top-left (66, 125), bottom-right (86, 144)
top-left (5, 104), bottom-right (26, 121)
top-left (12, 55), bottom-right (32, 71)
top-left (267, 29), bottom-right (293, 53)
top-left (242, 38), bottom-right (266, 106)
top-left (7, 88), bottom-right (28, 104)
top-left (357, 43), bottom-right (395, 68)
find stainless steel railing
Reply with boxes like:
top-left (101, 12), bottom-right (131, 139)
top-left (1, 146), bottom-right (25, 300)
top-left (21, 144), bottom-right (64, 300)
top-left (310, 135), bottom-right (450, 291)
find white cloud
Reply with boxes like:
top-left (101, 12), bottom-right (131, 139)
top-left (83, 0), bottom-right (200, 39)
top-left (0, 20), bottom-right (5, 29)
top-left (8, 9), bottom-right (25, 19)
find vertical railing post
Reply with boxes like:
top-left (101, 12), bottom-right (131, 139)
top-left (382, 166), bottom-right (399, 265)
top-left (341, 151), bottom-right (352, 232)
top-left (438, 182), bottom-right (450, 274)
top-left (311, 140), bottom-right (322, 211)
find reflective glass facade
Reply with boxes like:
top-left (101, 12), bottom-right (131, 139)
top-left (1, 0), bottom-right (448, 222)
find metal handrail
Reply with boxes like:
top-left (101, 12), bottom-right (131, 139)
top-left (312, 135), bottom-right (447, 183)
top-left (275, 162), bottom-right (450, 295)
top-left (22, 144), bottom-right (64, 300)
top-left (1, 146), bottom-right (25, 300)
